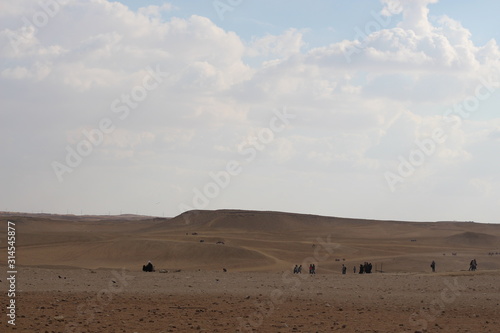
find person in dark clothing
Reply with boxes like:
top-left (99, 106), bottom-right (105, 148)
top-left (469, 259), bottom-right (477, 271)
top-left (359, 264), bottom-right (364, 274)
top-left (363, 262), bottom-right (372, 274)
top-left (143, 261), bottom-right (154, 272)
top-left (431, 260), bottom-right (436, 273)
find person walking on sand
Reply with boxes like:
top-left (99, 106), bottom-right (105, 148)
top-left (469, 259), bottom-right (477, 271)
top-left (298, 265), bottom-right (302, 274)
top-left (431, 260), bottom-right (436, 273)
top-left (353, 266), bottom-right (356, 274)
top-left (293, 265), bottom-right (298, 274)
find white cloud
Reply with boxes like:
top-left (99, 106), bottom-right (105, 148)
top-left (138, 4), bottom-right (173, 20)
top-left (247, 28), bottom-right (305, 58)
top-left (1, 0), bottom-right (499, 222)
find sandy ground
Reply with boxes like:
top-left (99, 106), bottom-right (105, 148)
top-left (1, 266), bottom-right (500, 332)
top-left (1, 211), bottom-right (499, 332)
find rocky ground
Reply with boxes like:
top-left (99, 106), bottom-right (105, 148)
top-left (1, 266), bottom-right (499, 332)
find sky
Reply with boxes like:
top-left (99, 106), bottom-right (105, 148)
top-left (1, 0), bottom-right (499, 223)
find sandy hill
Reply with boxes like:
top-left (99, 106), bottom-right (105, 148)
top-left (1, 210), bottom-right (499, 272)
top-left (445, 231), bottom-right (499, 247)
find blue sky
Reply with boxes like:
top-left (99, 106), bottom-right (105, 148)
top-left (1, 0), bottom-right (499, 222)
top-left (115, 0), bottom-right (500, 46)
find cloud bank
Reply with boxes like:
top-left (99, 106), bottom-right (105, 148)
top-left (1, 0), bottom-right (499, 222)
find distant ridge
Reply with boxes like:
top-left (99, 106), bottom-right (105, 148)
top-left (1, 209), bottom-right (500, 271)
top-left (143, 209), bottom-right (380, 233)
top-left (1, 209), bottom-right (494, 225)
top-left (143, 209), bottom-right (492, 233)
top-left (0, 211), bottom-right (166, 222)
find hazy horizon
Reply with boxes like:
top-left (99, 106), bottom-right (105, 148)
top-left (2, 208), bottom-right (498, 225)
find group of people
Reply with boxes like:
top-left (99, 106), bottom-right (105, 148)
top-left (469, 259), bottom-right (478, 271)
top-left (358, 262), bottom-right (373, 274)
top-left (144, 257), bottom-right (483, 275)
top-left (430, 259), bottom-right (479, 272)
top-left (142, 261), bottom-right (154, 272)
top-left (341, 263), bottom-right (374, 274)
top-left (292, 264), bottom-right (316, 274)
top-left (292, 263), bottom-right (377, 275)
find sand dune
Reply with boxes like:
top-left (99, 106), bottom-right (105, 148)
top-left (445, 231), bottom-right (499, 247)
top-left (1, 210), bottom-right (499, 272)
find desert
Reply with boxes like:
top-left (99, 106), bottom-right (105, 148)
top-left (1, 210), bottom-right (499, 332)
top-left (4, 1), bottom-right (500, 332)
